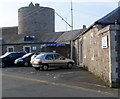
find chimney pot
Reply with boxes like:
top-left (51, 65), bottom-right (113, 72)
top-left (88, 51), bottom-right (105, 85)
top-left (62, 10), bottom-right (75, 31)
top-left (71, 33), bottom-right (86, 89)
top-left (83, 25), bottom-right (86, 29)
top-left (35, 3), bottom-right (40, 7)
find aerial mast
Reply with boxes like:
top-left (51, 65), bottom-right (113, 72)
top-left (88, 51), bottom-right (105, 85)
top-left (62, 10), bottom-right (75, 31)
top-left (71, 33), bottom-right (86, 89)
top-left (70, 0), bottom-right (73, 59)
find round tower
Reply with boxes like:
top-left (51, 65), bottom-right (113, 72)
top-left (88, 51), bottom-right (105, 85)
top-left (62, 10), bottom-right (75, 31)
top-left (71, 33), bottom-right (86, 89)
top-left (18, 2), bottom-right (55, 34)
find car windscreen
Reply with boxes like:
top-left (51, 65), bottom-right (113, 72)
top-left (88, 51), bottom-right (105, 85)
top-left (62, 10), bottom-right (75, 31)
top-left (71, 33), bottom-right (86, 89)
top-left (0, 53), bottom-right (11, 58)
top-left (35, 54), bottom-right (45, 59)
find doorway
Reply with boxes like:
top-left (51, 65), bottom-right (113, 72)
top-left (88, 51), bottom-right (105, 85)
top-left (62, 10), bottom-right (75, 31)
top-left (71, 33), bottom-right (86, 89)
top-left (23, 46), bottom-right (31, 53)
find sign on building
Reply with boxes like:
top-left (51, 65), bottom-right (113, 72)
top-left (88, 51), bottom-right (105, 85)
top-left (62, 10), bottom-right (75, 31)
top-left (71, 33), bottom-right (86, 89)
top-left (102, 36), bottom-right (108, 48)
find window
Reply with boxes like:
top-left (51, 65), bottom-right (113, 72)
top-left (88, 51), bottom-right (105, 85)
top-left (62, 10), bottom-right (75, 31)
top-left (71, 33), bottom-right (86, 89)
top-left (36, 54), bottom-right (44, 59)
top-left (24, 36), bottom-right (35, 41)
top-left (32, 46), bottom-right (37, 50)
top-left (45, 55), bottom-right (53, 60)
top-left (54, 54), bottom-right (64, 60)
top-left (7, 46), bottom-right (14, 52)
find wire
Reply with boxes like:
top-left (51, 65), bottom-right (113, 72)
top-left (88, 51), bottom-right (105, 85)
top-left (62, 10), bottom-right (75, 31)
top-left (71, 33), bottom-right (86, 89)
top-left (55, 12), bottom-right (71, 27)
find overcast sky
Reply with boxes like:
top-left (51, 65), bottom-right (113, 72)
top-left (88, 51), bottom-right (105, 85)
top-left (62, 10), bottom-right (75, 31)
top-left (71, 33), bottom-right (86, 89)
top-left (0, 0), bottom-right (119, 32)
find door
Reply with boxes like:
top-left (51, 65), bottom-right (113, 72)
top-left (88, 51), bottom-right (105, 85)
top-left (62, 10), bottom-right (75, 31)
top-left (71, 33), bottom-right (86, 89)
top-left (79, 42), bottom-right (83, 63)
top-left (23, 46), bottom-right (31, 53)
top-left (53, 54), bottom-right (66, 67)
top-left (6, 53), bottom-right (16, 65)
top-left (44, 54), bottom-right (54, 66)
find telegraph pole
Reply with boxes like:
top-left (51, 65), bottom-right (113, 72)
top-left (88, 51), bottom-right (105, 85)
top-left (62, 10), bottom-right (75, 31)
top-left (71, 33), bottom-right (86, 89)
top-left (70, 0), bottom-right (73, 59)
top-left (55, 0), bottom-right (74, 59)
top-left (65, 17), bottom-right (68, 31)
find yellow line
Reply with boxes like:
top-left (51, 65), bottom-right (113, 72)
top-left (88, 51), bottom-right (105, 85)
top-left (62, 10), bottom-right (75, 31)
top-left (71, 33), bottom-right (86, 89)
top-left (1, 73), bottom-right (117, 96)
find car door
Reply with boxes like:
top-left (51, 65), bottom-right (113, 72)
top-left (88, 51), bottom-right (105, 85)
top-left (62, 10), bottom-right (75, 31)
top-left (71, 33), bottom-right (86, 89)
top-left (3, 55), bottom-right (13, 65)
top-left (24, 54), bottom-right (34, 62)
top-left (44, 54), bottom-right (54, 67)
top-left (7, 53), bottom-right (16, 65)
top-left (53, 54), bottom-right (67, 67)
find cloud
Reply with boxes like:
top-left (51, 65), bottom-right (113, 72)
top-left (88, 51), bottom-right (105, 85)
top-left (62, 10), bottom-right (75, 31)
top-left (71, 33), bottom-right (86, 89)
top-left (2, 0), bottom-right (119, 3)
top-left (0, 12), bottom-right (18, 27)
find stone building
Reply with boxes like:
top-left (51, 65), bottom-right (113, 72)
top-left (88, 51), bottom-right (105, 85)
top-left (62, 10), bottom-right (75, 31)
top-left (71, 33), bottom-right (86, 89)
top-left (0, 3), bottom-right (70, 57)
top-left (74, 6), bottom-right (120, 87)
top-left (1, 26), bottom-right (70, 57)
top-left (1, 25), bottom-right (85, 58)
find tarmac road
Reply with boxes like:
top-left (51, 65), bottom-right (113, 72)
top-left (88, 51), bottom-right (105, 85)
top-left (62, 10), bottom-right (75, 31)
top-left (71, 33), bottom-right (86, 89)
top-left (1, 66), bottom-right (119, 97)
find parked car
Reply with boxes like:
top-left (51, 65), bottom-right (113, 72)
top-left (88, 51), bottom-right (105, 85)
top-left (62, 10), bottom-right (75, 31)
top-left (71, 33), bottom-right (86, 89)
top-left (31, 52), bottom-right (74, 71)
top-left (30, 53), bottom-right (40, 64)
top-left (0, 52), bottom-right (26, 67)
top-left (14, 53), bottom-right (34, 67)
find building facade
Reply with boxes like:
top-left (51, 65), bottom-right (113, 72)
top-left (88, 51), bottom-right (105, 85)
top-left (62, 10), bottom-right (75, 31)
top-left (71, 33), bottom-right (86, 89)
top-left (74, 6), bottom-right (120, 87)
top-left (74, 25), bottom-right (120, 87)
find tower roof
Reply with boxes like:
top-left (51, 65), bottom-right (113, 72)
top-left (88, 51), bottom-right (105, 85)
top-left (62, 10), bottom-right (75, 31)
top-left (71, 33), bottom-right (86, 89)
top-left (29, 2), bottom-right (34, 7)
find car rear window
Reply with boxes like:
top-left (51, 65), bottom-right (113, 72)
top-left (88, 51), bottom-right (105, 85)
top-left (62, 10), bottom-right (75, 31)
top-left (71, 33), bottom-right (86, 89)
top-left (54, 54), bottom-right (64, 60)
top-left (45, 54), bottom-right (53, 60)
top-left (36, 54), bottom-right (45, 59)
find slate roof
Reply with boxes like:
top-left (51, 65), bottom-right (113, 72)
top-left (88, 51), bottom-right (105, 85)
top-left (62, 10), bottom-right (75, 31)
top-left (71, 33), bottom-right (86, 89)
top-left (76, 6), bottom-right (120, 38)
top-left (56, 29), bottom-right (84, 42)
top-left (95, 7), bottom-right (120, 25)
top-left (2, 28), bottom-right (63, 44)
top-left (2, 26), bottom-right (84, 44)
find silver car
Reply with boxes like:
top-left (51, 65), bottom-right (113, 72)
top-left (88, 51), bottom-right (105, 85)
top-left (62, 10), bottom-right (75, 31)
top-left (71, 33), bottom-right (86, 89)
top-left (31, 52), bottom-right (74, 71)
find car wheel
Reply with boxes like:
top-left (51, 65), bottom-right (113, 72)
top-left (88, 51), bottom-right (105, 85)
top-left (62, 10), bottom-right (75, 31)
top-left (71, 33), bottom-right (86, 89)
top-left (24, 62), bottom-right (29, 67)
top-left (42, 65), bottom-right (49, 71)
top-left (34, 67), bottom-right (40, 70)
top-left (67, 63), bottom-right (73, 69)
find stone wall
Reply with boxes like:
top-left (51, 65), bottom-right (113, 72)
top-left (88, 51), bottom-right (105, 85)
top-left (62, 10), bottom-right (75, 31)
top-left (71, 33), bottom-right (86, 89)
top-left (2, 27), bottom-right (18, 35)
top-left (110, 25), bottom-right (120, 87)
top-left (83, 25), bottom-right (110, 85)
top-left (18, 5), bottom-right (55, 34)
top-left (2, 44), bottom-right (41, 54)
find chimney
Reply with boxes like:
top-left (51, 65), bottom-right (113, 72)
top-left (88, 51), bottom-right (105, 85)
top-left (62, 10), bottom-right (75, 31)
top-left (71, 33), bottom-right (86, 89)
top-left (83, 25), bottom-right (86, 30)
top-left (35, 3), bottom-right (40, 7)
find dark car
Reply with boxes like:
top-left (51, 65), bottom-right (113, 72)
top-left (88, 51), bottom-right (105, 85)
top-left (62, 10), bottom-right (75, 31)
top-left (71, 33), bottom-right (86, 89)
top-left (14, 53), bottom-right (34, 67)
top-left (0, 52), bottom-right (26, 68)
